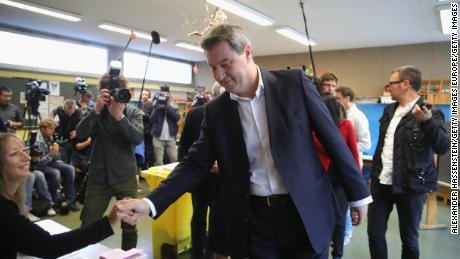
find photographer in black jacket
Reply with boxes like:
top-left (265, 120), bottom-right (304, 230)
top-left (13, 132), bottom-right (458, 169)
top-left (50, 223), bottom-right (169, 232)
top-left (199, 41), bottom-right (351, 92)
top-left (149, 85), bottom-right (179, 165)
top-left (367, 65), bottom-right (449, 259)
top-left (76, 71), bottom-right (143, 250)
top-left (50, 99), bottom-right (82, 164)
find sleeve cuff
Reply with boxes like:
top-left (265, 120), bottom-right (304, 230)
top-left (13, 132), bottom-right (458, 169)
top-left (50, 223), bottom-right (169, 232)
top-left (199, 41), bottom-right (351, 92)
top-left (142, 197), bottom-right (157, 218)
top-left (117, 114), bottom-right (125, 121)
top-left (349, 195), bottom-right (373, 207)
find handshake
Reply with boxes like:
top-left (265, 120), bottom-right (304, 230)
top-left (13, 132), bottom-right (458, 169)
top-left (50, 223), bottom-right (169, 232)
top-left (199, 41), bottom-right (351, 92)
top-left (107, 199), bottom-right (151, 226)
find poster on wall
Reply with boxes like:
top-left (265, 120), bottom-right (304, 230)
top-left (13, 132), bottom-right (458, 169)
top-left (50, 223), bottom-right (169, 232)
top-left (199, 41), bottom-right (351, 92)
top-left (49, 95), bottom-right (64, 121)
top-left (49, 80), bottom-right (60, 96)
top-left (38, 95), bottom-right (50, 120)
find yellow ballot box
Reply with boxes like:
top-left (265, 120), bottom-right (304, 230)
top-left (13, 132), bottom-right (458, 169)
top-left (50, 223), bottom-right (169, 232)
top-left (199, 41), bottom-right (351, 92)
top-left (141, 163), bottom-right (192, 258)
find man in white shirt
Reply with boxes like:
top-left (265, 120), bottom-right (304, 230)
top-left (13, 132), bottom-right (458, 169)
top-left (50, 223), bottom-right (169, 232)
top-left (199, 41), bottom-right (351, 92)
top-left (367, 65), bottom-right (449, 259)
top-left (335, 86), bottom-right (372, 247)
top-left (117, 24), bottom-right (371, 259)
top-left (335, 86), bottom-right (371, 168)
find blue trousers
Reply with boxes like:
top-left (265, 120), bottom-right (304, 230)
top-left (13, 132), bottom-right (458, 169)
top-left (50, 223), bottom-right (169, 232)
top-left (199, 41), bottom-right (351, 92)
top-left (367, 183), bottom-right (425, 259)
top-left (40, 160), bottom-right (76, 203)
top-left (25, 170), bottom-right (53, 210)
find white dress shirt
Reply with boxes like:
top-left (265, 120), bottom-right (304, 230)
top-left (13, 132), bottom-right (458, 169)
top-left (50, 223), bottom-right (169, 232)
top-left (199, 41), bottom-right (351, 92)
top-left (347, 103), bottom-right (371, 168)
top-left (159, 116), bottom-right (173, 141)
top-left (229, 67), bottom-right (288, 196)
top-left (379, 97), bottom-right (420, 185)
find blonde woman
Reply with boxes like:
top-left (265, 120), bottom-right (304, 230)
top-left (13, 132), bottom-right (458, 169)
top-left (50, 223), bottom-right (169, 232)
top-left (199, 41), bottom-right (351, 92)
top-left (0, 133), bottom-right (124, 259)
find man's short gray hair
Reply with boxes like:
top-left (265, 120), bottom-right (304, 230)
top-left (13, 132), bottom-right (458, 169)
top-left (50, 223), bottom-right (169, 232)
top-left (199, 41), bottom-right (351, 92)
top-left (200, 24), bottom-right (251, 54)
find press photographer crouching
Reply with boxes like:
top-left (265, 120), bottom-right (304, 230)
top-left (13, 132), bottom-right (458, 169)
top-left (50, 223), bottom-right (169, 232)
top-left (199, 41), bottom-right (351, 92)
top-left (50, 99), bottom-right (82, 164)
top-left (76, 67), bottom-right (143, 250)
top-left (74, 77), bottom-right (95, 117)
top-left (149, 85), bottom-right (180, 165)
top-left (30, 119), bottom-right (79, 212)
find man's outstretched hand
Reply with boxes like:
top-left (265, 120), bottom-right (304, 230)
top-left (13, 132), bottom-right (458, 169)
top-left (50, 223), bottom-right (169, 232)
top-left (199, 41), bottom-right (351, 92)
top-left (115, 199), bottom-right (151, 225)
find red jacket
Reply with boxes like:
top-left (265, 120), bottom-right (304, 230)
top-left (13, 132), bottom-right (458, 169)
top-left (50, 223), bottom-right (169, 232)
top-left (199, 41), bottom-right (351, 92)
top-left (313, 119), bottom-right (361, 172)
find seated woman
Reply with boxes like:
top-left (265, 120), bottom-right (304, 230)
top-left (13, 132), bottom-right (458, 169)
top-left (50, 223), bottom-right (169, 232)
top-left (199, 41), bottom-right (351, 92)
top-left (0, 133), bottom-right (124, 259)
top-left (312, 93), bottom-right (360, 259)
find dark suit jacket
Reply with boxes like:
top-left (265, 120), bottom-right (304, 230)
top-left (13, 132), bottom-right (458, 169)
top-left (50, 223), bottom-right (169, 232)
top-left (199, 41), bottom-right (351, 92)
top-left (147, 69), bottom-right (370, 258)
top-left (178, 105), bottom-right (205, 161)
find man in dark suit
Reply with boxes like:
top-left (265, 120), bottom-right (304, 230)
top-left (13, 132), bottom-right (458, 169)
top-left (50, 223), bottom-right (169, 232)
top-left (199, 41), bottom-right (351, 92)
top-left (117, 24), bottom-right (371, 259)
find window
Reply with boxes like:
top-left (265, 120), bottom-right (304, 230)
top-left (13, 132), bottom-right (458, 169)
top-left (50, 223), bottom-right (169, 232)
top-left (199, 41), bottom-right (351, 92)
top-left (0, 30), bottom-right (107, 75)
top-left (123, 52), bottom-right (192, 85)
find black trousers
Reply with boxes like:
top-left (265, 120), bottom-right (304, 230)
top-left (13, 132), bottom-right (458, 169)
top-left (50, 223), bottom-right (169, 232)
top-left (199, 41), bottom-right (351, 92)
top-left (143, 132), bottom-right (154, 169)
top-left (328, 167), bottom-right (349, 259)
top-left (249, 195), bottom-right (328, 259)
top-left (330, 184), bottom-right (348, 259)
top-left (367, 183), bottom-right (425, 259)
top-left (190, 173), bottom-right (219, 259)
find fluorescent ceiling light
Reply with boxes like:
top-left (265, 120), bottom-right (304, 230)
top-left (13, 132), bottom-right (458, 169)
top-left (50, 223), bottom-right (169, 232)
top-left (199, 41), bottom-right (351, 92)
top-left (98, 23), bottom-right (167, 42)
top-left (175, 41), bottom-right (204, 53)
top-left (275, 26), bottom-right (317, 46)
top-left (437, 6), bottom-right (452, 35)
top-left (206, 0), bottom-right (275, 26)
top-left (0, 0), bottom-right (81, 22)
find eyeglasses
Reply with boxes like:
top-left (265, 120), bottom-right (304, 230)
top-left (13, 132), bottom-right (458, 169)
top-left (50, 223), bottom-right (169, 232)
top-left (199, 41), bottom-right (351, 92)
top-left (388, 79), bottom-right (406, 86)
top-left (388, 80), bottom-right (404, 85)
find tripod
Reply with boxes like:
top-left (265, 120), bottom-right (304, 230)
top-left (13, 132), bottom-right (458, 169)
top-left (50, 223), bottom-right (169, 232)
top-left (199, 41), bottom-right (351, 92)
top-left (21, 101), bottom-right (42, 145)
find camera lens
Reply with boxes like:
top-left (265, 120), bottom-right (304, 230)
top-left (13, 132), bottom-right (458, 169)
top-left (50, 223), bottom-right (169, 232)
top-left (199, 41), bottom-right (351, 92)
top-left (111, 88), bottom-right (131, 103)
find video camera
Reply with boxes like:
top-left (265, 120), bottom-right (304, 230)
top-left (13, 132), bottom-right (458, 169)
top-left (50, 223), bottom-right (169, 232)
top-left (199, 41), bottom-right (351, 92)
top-left (154, 85), bottom-right (170, 109)
top-left (25, 79), bottom-right (50, 115)
top-left (74, 77), bottom-right (88, 95)
top-left (0, 118), bottom-right (10, 133)
top-left (107, 61), bottom-right (131, 103)
top-left (27, 131), bottom-right (41, 158)
top-left (52, 133), bottom-right (70, 147)
top-left (193, 93), bottom-right (207, 107)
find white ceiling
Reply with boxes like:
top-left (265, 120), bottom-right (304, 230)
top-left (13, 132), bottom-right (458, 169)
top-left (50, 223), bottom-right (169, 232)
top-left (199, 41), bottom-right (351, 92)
top-left (0, 0), bottom-right (452, 62)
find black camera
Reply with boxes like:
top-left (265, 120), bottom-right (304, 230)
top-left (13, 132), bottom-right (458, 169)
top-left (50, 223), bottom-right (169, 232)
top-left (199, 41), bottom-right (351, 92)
top-left (108, 61), bottom-right (131, 103)
top-left (193, 94), bottom-right (207, 107)
top-left (420, 103), bottom-right (432, 110)
top-left (25, 79), bottom-right (50, 115)
top-left (74, 77), bottom-right (88, 95)
top-left (0, 118), bottom-right (11, 133)
top-left (27, 131), bottom-right (41, 158)
top-left (154, 85), bottom-right (170, 109)
top-left (52, 133), bottom-right (69, 146)
top-left (110, 88), bottom-right (131, 103)
top-left (155, 93), bottom-right (169, 109)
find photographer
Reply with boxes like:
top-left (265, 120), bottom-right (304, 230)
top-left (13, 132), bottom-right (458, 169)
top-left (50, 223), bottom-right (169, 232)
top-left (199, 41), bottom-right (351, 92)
top-left (50, 99), bottom-right (82, 164)
top-left (31, 119), bottom-right (79, 211)
top-left (149, 85), bottom-right (180, 165)
top-left (76, 72), bottom-right (143, 250)
top-left (140, 90), bottom-right (154, 169)
top-left (0, 86), bottom-right (23, 132)
top-left (77, 90), bottom-right (94, 117)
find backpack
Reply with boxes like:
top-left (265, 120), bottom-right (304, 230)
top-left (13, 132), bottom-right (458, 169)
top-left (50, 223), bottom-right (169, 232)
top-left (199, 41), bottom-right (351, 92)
top-left (30, 197), bottom-right (50, 217)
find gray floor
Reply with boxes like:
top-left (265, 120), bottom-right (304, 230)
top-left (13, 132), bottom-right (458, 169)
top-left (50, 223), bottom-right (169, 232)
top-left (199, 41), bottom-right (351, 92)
top-left (48, 179), bottom-right (460, 258)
